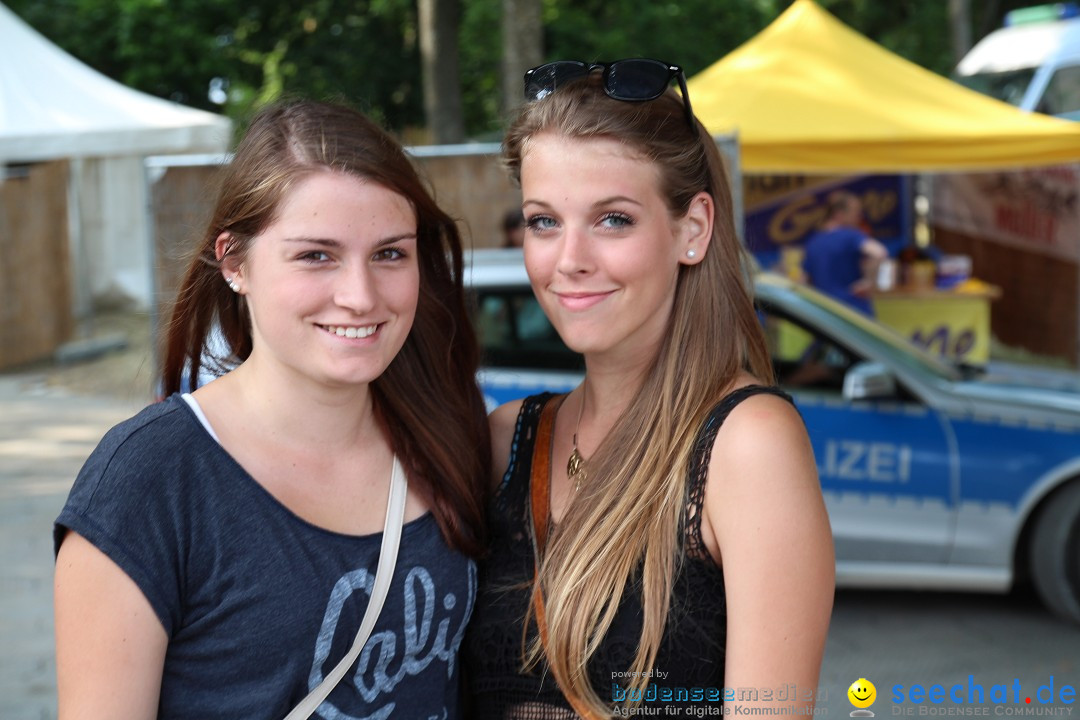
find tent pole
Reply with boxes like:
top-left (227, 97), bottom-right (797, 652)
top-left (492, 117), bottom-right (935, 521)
top-left (714, 132), bottom-right (743, 244)
top-left (143, 158), bottom-right (160, 398)
top-left (66, 157), bottom-right (93, 333)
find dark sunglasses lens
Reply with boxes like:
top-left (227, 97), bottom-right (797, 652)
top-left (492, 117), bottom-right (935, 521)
top-left (606, 60), bottom-right (673, 100)
top-left (524, 61), bottom-right (589, 101)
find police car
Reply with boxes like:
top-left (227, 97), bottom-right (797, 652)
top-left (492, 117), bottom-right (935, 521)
top-left (954, 2), bottom-right (1080, 120)
top-left (466, 248), bottom-right (1080, 624)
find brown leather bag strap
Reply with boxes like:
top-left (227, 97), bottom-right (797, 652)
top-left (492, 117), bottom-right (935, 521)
top-left (529, 396), bottom-right (558, 552)
top-left (528, 394), bottom-right (601, 720)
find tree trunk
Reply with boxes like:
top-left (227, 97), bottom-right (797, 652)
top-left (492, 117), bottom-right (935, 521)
top-left (948, 0), bottom-right (972, 66)
top-left (975, 0), bottom-right (1003, 44)
top-left (501, 0), bottom-right (543, 119)
top-left (419, 0), bottom-right (464, 144)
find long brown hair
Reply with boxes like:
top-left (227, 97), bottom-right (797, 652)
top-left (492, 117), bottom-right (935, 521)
top-left (503, 76), bottom-right (774, 714)
top-left (161, 99), bottom-right (489, 555)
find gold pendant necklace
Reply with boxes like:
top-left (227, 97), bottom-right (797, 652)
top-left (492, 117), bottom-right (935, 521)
top-left (567, 382), bottom-right (587, 490)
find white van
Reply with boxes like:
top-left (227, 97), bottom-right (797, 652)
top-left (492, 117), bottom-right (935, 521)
top-left (954, 3), bottom-right (1080, 120)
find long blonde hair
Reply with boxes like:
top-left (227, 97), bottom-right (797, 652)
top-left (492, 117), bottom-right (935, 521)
top-left (503, 76), bottom-right (774, 715)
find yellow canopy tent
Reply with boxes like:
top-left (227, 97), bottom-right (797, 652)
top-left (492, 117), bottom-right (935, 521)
top-left (687, 0), bottom-right (1080, 173)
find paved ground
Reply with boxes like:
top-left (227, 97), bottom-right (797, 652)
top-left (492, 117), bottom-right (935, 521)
top-left (0, 368), bottom-right (148, 720)
top-left (2, 313), bottom-right (1077, 719)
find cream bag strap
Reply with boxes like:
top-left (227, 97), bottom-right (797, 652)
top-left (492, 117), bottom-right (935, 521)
top-left (283, 456), bottom-right (408, 720)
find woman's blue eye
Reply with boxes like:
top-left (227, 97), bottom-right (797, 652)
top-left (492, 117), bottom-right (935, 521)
top-left (600, 212), bottom-right (633, 228)
top-left (525, 215), bottom-right (557, 232)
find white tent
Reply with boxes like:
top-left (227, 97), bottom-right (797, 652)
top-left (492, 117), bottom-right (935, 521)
top-left (0, 2), bottom-right (232, 311)
top-left (0, 3), bottom-right (230, 161)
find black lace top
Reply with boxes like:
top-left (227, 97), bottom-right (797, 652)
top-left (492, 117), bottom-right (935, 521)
top-left (464, 386), bottom-right (793, 718)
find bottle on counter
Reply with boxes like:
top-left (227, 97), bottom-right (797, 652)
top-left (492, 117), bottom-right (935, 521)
top-left (898, 243), bottom-right (937, 290)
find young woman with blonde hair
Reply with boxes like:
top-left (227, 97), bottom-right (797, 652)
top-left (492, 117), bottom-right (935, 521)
top-left (465, 61), bottom-right (834, 718)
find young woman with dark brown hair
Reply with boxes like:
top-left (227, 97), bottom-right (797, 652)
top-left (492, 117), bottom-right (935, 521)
top-left (54, 99), bottom-right (489, 719)
top-left (465, 61), bottom-right (834, 718)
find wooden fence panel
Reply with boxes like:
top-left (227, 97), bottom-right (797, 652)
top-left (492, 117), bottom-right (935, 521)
top-left (151, 164), bottom-right (223, 319)
top-left (149, 151), bottom-right (515, 328)
top-left (934, 226), bottom-right (1079, 365)
top-left (412, 151), bottom-right (520, 249)
top-left (0, 161), bottom-right (73, 370)
top-left (145, 156), bottom-right (1080, 368)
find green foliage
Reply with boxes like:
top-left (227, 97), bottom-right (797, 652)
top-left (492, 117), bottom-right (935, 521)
top-left (5, 0), bottom-right (1042, 139)
top-left (541, 0), bottom-right (771, 77)
top-left (810, 0), bottom-right (1054, 76)
top-left (7, 0), bottom-right (424, 131)
top-left (459, 0), bottom-right (781, 138)
top-left (459, 0), bottom-right (503, 138)
top-left (817, 0), bottom-right (952, 75)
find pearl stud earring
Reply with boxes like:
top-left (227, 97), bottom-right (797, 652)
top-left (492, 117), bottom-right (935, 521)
top-left (227, 277), bottom-right (240, 292)
top-left (687, 250), bottom-right (697, 259)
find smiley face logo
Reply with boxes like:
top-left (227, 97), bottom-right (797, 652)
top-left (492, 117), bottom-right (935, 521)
top-left (848, 678), bottom-right (876, 716)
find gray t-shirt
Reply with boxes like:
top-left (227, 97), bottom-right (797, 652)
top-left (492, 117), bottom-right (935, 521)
top-left (55, 394), bottom-right (475, 720)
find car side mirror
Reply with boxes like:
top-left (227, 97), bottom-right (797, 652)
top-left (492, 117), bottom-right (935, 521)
top-left (843, 361), bottom-right (897, 401)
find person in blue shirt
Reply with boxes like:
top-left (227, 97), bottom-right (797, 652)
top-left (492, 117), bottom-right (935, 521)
top-left (802, 190), bottom-right (888, 316)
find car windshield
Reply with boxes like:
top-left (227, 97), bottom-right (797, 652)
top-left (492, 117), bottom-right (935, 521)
top-left (774, 278), bottom-right (963, 383)
top-left (956, 68), bottom-right (1037, 106)
top-left (1036, 64), bottom-right (1080, 117)
top-left (471, 286), bottom-right (583, 371)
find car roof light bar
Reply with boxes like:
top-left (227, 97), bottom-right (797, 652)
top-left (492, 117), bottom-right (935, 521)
top-left (1004, 3), bottom-right (1080, 27)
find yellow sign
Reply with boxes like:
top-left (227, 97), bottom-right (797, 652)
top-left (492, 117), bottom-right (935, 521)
top-left (873, 294), bottom-right (991, 364)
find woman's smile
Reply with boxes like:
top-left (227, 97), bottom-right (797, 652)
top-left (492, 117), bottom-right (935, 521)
top-left (553, 289), bottom-right (616, 311)
top-left (317, 322), bottom-right (382, 340)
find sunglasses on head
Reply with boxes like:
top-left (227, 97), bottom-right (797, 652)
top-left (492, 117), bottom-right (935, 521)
top-left (523, 58), bottom-right (695, 128)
